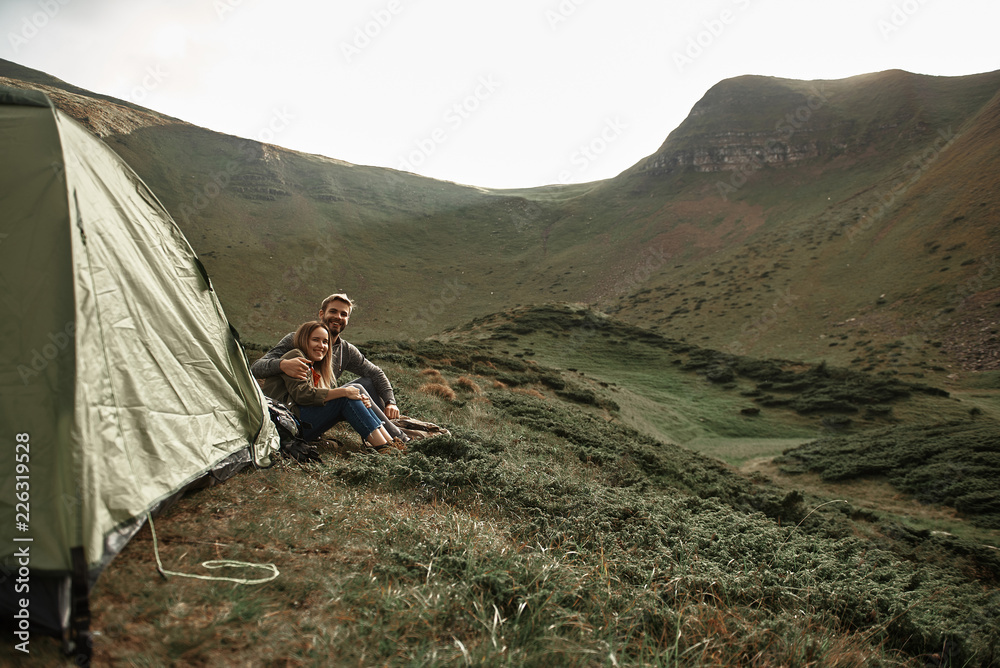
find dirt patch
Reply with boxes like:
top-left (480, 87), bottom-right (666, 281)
top-left (0, 76), bottom-right (176, 137)
top-left (647, 199), bottom-right (768, 258)
top-left (940, 286), bottom-right (1000, 371)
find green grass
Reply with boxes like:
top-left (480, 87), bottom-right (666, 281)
top-left (7, 62), bottom-right (1000, 666)
top-left (10, 316), bottom-right (999, 666)
top-left (681, 436), bottom-right (814, 467)
top-left (777, 419), bottom-right (1000, 529)
top-left (437, 304), bottom-right (961, 452)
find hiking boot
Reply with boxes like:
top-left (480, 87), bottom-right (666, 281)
top-left (370, 439), bottom-right (406, 455)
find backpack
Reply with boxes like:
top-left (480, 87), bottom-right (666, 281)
top-left (265, 397), bottom-right (322, 464)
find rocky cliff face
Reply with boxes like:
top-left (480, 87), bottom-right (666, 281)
top-left (640, 133), bottom-right (822, 174)
top-left (630, 70), bottom-right (982, 177)
top-left (634, 75), bottom-right (835, 176)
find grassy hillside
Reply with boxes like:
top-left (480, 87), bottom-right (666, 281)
top-left (436, 303), bottom-right (971, 443)
top-left (778, 420), bottom-right (1000, 530)
top-left (101, 123), bottom-right (562, 344)
top-left (2, 61), bottom-right (998, 387)
top-left (7, 311), bottom-right (999, 666)
top-left (589, 72), bottom-right (1000, 381)
top-left (5, 59), bottom-right (1000, 664)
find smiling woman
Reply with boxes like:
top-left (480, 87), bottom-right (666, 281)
top-left (299, 322), bottom-right (331, 385)
top-left (304, 327), bottom-right (328, 363)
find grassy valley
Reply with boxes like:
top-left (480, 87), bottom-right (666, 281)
top-left (3, 60), bottom-right (1000, 665)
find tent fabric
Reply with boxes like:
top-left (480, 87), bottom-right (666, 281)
top-left (0, 84), bottom-right (279, 644)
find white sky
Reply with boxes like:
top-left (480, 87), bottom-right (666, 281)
top-left (2, 0), bottom-right (999, 189)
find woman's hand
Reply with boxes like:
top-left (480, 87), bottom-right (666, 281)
top-left (338, 386), bottom-right (372, 408)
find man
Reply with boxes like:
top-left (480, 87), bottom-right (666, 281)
top-left (251, 293), bottom-right (405, 438)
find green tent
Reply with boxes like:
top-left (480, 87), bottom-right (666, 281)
top-left (0, 85), bottom-right (279, 655)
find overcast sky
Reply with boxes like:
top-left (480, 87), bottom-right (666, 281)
top-left (3, 0), bottom-right (999, 189)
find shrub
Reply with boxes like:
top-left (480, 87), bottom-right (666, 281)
top-left (706, 365), bottom-right (735, 383)
top-left (454, 376), bottom-right (483, 394)
top-left (777, 420), bottom-right (1000, 529)
top-left (555, 387), bottom-right (598, 405)
top-left (419, 382), bottom-right (456, 400)
top-left (512, 387), bottom-right (546, 400)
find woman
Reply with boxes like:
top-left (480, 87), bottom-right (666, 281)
top-left (261, 321), bottom-right (400, 451)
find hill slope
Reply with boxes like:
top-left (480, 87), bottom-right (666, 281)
top-left (9, 311), bottom-right (999, 666)
top-left (565, 71), bottom-right (1000, 380)
top-left (2, 61), bottom-right (999, 386)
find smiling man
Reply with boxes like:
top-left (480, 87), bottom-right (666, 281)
top-left (251, 293), bottom-right (404, 432)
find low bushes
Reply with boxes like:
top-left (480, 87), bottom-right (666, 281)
top-left (778, 419), bottom-right (1000, 530)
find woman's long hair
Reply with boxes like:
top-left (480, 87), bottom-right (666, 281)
top-left (292, 321), bottom-right (333, 388)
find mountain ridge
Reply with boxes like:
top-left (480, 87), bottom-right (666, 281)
top-left (2, 59), bottom-right (998, 386)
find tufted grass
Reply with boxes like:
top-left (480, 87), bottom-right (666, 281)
top-left (9, 328), bottom-right (998, 666)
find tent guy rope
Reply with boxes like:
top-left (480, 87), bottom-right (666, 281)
top-left (147, 513), bottom-right (280, 586)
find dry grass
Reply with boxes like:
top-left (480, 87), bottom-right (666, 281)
top-left (454, 375), bottom-right (483, 394)
top-left (512, 387), bottom-right (546, 400)
top-left (419, 382), bottom-right (456, 400)
top-left (420, 368), bottom-right (445, 381)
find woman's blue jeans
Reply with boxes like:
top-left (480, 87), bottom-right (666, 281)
top-left (298, 397), bottom-right (384, 441)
